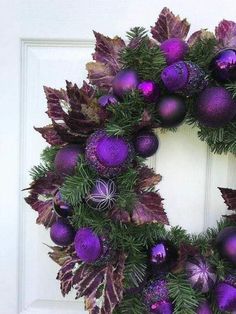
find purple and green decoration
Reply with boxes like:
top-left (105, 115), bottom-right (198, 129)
top-left (160, 38), bottom-right (189, 65)
top-left (50, 219), bottom-right (75, 246)
top-left (210, 49), bottom-right (236, 82)
top-left (157, 96), bottom-right (186, 127)
top-left (133, 130), bottom-right (159, 158)
top-left (216, 226), bottom-right (236, 264)
top-left (112, 69), bottom-right (139, 99)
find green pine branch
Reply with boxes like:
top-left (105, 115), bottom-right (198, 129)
top-left (114, 294), bottom-right (147, 314)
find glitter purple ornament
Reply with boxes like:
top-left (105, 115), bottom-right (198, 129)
top-left (133, 130), bottom-right (159, 158)
top-left (196, 87), bottom-right (236, 128)
top-left (85, 130), bottom-right (134, 177)
top-left (138, 80), bottom-right (160, 102)
top-left (216, 276), bottom-right (236, 312)
top-left (216, 226), bottom-right (236, 264)
top-left (54, 144), bottom-right (83, 176)
top-left (98, 94), bottom-right (118, 107)
top-left (86, 179), bottom-right (117, 211)
top-left (161, 61), bottom-right (207, 94)
top-left (197, 301), bottom-right (212, 314)
top-left (75, 228), bottom-right (104, 263)
top-left (185, 256), bottom-right (216, 293)
top-left (210, 49), bottom-right (236, 82)
top-left (160, 38), bottom-right (189, 65)
top-left (112, 69), bottom-right (139, 99)
top-left (50, 219), bottom-right (75, 246)
top-left (53, 190), bottom-right (73, 218)
top-left (157, 96), bottom-right (186, 127)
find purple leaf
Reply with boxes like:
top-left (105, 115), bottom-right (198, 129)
top-left (44, 86), bottom-right (68, 120)
top-left (215, 20), bottom-right (236, 48)
top-left (136, 166), bottom-right (162, 191)
top-left (151, 7), bottom-right (190, 43)
top-left (34, 125), bottom-right (65, 145)
top-left (187, 29), bottom-right (214, 46)
top-left (86, 61), bottom-right (115, 91)
top-left (108, 206), bottom-right (131, 223)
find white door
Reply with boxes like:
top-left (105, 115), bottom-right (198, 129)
top-left (1, 1), bottom-right (236, 313)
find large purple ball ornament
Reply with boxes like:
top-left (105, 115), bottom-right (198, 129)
top-left (161, 61), bottom-right (207, 94)
top-left (210, 49), bottom-right (236, 82)
top-left (196, 301), bottom-right (212, 314)
top-left (150, 241), bottom-right (178, 273)
top-left (85, 130), bottom-right (134, 177)
top-left (112, 69), bottom-right (139, 99)
top-left (196, 87), bottom-right (236, 128)
top-left (157, 96), bottom-right (186, 127)
top-left (86, 179), bottom-right (117, 211)
top-left (160, 38), bottom-right (189, 65)
top-left (185, 256), bottom-right (216, 293)
top-left (138, 80), bottom-right (160, 102)
top-left (54, 144), bottom-right (83, 176)
top-left (216, 226), bottom-right (236, 264)
top-left (98, 94), bottom-right (118, 107)
top-left (216, 276), bottom-right (236, 312)
top-left (143, 279), bottom-right (173, 314)
top-left (133, 130), bottom-right (159, 158)
top-left (53, 190), bottom-right (73, 218)
top-left (50, 219), bottom-right (75, 246)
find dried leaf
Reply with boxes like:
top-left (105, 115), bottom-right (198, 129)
top-left (187, 29), bottom-right (214, 46)
top-left (215, 20), bottom-right (236, 48)
top-left (34, 125), bottom-right (65, 145)
top-left (44, 86), bottom-right (68, 120)
top-left (151, 7), bottom-right (190, 43)
top-left (108, 206), bottom-right (131, 223)
top-left (136, 165), bottom-right (162, 191)
top-left (48, 245), bottom-right (74, 266)
top-left (86, 62), bottom-right (115, 91)
top-left (219, 187), bottom-right (236, 210)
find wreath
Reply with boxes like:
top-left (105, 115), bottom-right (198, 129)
top-left (25, 7), bottom-right (236, 314)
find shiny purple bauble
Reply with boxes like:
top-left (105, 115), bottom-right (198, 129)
top-left (161, 61), bottom-right (207, 94)
top-left (157, 96), bottom-right (186, 127)
top-left (98, 94), bottom-right (118, 107)
top-left (86, 179), bottom-right (117, 211)
top-left (54, 144), bottom-right (83, 176)
top-left (196, 87), bottom-right (236, 128)
top-left (150, 241), bottom-right (178, 273)
top-left (138, 80), bottom-right (160, 102)
top-left (216, 226), bottom-right (236, 264)
top-left (216, 277), bottom-right (236, 312)
top-left (133, 130), bottom-right (159, 158)
top-left (210, 49), bottom-right (236, 82)
top-left (53, 190), bottom-right (73, 218)
top-left (197, 301), bottom-right (212, 314)
top-left (185, 256), bottom-right (216, 293)
top-left (160, 38), bottom-right (189, 65)
top-left (75, 228), bottom-right (103, 263)
top-left (85, 130), bottom-right (134, 177)
top-left (112, 69), bottom-right (139, 99)
top-left (50, 219), bottom-right (75, 246)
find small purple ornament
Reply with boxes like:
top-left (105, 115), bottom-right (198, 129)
top-left (160, 38), bottom-right (189, 65)
top-left (196, 87), bottom-right (236, 128)
top-left (161, 61), bottom-right (207, 94)
top-left (86, 179), bottom-right (117, 211)
top-left (54, 144), bottom-right (83, 176)
top-left (216, 276), bottom-right (236, 312)
top-left (150, 241), bottom-right (178, 273)
top-left (138, 80), bottom-right (160, 102)
top-left (197, 301), bottom-right (212, 314)
top-left (112, 69), bottom-right (139, 99)
top-left (185, 256), bottom-right (216, 293)
top-left (85, 130), bottom-right (134, 177)
top-left (210, 49), bottom-right (236, 82)
top-left (216, 226), bottom-right (236, 264)
top-left (133, 130), bottom-right (159, 158)
top-left (157, 96), bottom-right (186, 127)
top-left (53, 190), bottom-right (73, 218)
top-left (50, 219), bottom-right (75, 246)
top-left (98, 94), bottom-right (118, 107)
top-left (75, 228), bottom-right (103, 263)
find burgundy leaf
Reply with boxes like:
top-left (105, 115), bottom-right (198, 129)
top-left (108, 206), bottom-right (131, 223)
top-left (86, 61), bottom-right (115, 91)
top-left (172, 243), bottom-right (199, 273)
top-left (219, 187), bottom-right (236, 210)
top-left (215, 20), bottom-right (236, 48)
top-left (48, 245), bottom-right (74, 266)
top-left (136, 166), bottom-right (162, 191)
top-left (44, 86), bottom-right (68, 120)
top-left (151, 7), bottom-right (190, 43)
top-left (187, 30), bottom-right (214, 46)
top-left (34, 125), bottom-right (65, 145)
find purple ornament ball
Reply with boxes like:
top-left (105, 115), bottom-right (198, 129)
top-left (216, 226), bottom-right (236, 264)
top-left (216, 277), bottom-right (236, 312)
top-left (197, 301), bottom-right (212, 314)
top-left (150, 241), bottom-right (178, 273)
top-left (160, 38), bottom-right (189, 65)
top-left (133, 130), bottom-right (159, 158)
top-left (50, 219), bottom-right (75, 246)
top-left (112, 69), bottom-right (139, 99)
top-left (54, 144), bottom-right (83, 176)
top-left (75, 228), bottom-right (103, 263)
top-left (138, 80), bottom-right (160, 102)
top-left (53, 190), bottom-right (73, 218)
top-left (196, 87), bottom-right (236, 128)
top-left (210, 49), bottom-right (236, 82)
top-left (157, 96), bottom-right (186, 127)
top-left (98, 94), bottom-right (118, 107)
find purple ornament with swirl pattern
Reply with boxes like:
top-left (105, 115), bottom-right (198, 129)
top-left (210, 49), bottom-right (236, 82)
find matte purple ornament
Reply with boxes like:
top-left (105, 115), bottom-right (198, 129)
top-left (196, 87), bottom-right (236, 128)
top-left (160, 38), bottom-right (189, 65)
top-left (197, 301), bottom-right (212, 314)
top-left (157, 96), bottom-right (186, 127)
top-left (216, 226), bottom-right (236, 264)
top-left (210, 49), bottom-right (236, 82)
top-left (112, 69), bottom-right (139, 99)
top-left (98, 94), bottom-right (118, 107)
top-left (216, 278), bottom-right (236, 312)
top-left (85, 130), bottom-right (134, 177)
top-left (185, 256), bottom-right (216, 293)
top-left (133, 130), bottom-right (159, 158)
top-left (86, 179), bottom-right (117, 211)
top-left (54, 144), bottom-right (83, 176)
top-left (75, 228), bottom-right (103, 263)
top-left (53, 190), bottom-right (73, 218)
top-left (50, 219), bottom-right (75, 246)
top-left (138, 80), bottom-right (160, 102)
top-left (161, 61), bottom-right (207, 94)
